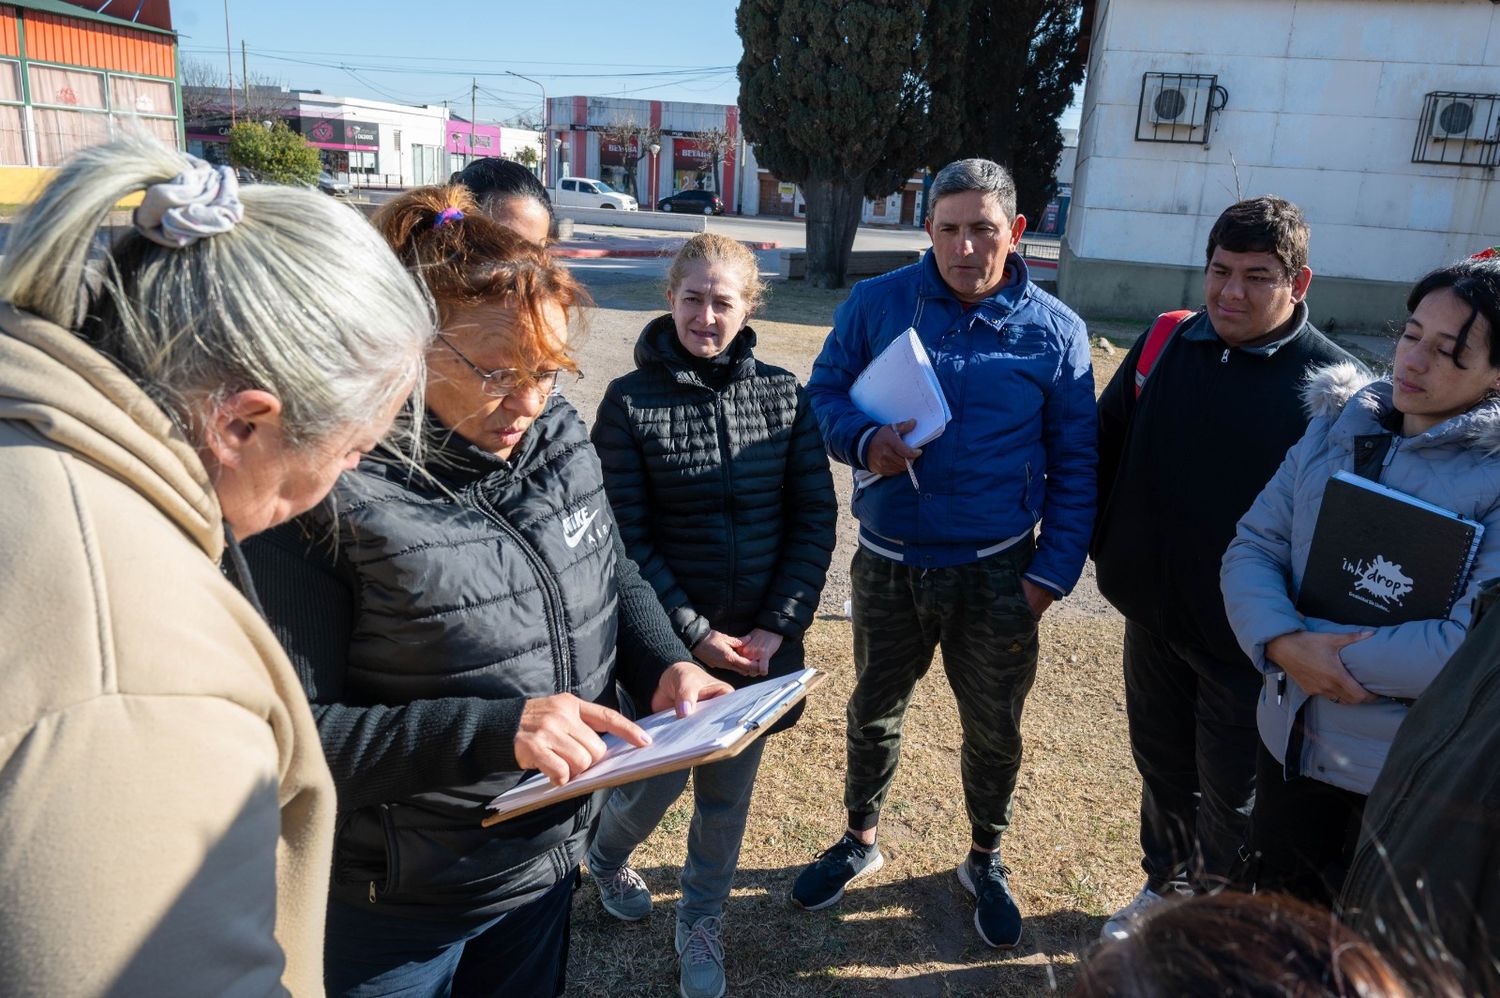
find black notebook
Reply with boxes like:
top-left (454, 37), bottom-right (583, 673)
top-left (1296, 471), bottom-right (1485, 626)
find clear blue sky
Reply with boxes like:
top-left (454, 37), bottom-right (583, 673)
top-left (173, 0), bottom-right (746, 123)
top-left (172, 1), bottom-right (1080, 129)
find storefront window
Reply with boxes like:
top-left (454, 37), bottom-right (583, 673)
top-left (0, 105), bottom-right (24, 165)
top-left (109, 76), bottom-right (175, 117)
top-left (112, 114), bottom-right (177, 148)
top-left (32, 108), bottom-right (110, 165)
top-left (348, 150), bottom-right (378, 174)
top-left (29, 65), bottom-right (106, 110)
top-left (672, 139), bottom-right (713, 194)
top-left (0, 61), bottom-right (20, 104)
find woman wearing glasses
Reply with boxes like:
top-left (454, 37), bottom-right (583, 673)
top-left (245, 184), bottom-right (731, 998)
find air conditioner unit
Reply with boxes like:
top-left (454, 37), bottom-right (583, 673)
top-left (1147, 80), bottom-right (1211, 128)
top-left (1431, 96), bottom-right (1500, 143)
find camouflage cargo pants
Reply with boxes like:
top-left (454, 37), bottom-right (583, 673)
top-left (844, 539), bottom-right (1040, 850)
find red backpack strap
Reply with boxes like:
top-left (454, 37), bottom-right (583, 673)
top-left (1134, 310), bottom-right (1194, 399)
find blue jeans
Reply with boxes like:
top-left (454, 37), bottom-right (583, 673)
top-left (322, 869), bottom-right (575, 997)
top-left (588, 738), bottom-right (767, 924)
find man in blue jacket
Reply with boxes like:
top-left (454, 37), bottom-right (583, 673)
top-left (792, 158), bottom-right (1097, 949)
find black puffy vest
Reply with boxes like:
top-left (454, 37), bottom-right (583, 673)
top-left (315, 399), bottom-right (618, 918)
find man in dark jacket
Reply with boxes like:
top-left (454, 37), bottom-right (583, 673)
top-left (1092, 196), bottom-right (1360, 940)
top-left (795, 158), bottom-right (1097, 950)
top-left (1342, 578), bottom-right (1500, 991)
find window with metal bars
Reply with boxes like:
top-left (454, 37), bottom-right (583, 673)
top-left (1135, 72), bottom-right (1227, 145)
top-left (1413, 92), bottom-right (1500, 167)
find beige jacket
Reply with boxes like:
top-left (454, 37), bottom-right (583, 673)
top-left (0, 305), bottom-right (335, 996)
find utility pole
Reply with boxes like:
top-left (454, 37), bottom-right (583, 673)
top-left (469, 78), bottom-right (477, 165)
top-left (241, 40), bottom-right (248, 115)
top-left (223, 0), bottom-right (235, 126)
top-left (505, 71), bottom-right (546, 183)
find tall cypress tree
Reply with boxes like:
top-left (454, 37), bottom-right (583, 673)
top-left (737, 0), bottom-right (941, 288)
top-left (925, 0), bottom-right (1086, 223)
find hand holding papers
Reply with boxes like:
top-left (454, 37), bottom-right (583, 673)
top-left (483, 670), bottom-right (824, 826)
top-left (849, 328), bottom-right (951, 490)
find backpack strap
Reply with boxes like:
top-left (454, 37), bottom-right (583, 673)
top-left (1133, 309), bottom-right (1195, 399)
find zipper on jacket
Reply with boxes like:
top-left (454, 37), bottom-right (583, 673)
top-left (1379, 437), bottom-right (1399, 481)
top-left (714, 393), bottom-right (737, 610)
top-left (1220, 348), bottom-right (1230, 364)
top-left (467, 485), bottom-right (574, 693)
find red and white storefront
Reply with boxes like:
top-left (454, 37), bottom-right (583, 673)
top-left (547, 95), bottom-right (736, 211)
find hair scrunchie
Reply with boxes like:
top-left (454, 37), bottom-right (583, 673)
top-left (133, 157), bottom-right (245, 248)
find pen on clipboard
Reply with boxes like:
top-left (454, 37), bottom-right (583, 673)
top-left (741, 678), bottom-right (804, 731)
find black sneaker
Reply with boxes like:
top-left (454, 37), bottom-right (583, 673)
top-left (957, 852), bottom-right (1023, 948)
top-left (790, 832), bottom-right (885, 911)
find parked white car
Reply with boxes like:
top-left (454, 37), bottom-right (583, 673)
top-left (553, 176), bottom-right (637, 211)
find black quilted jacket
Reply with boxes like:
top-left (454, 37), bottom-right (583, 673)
top-left (245, 398), bottom-right (688, 922)
top-left (591, 314), bottom-right (837, 689)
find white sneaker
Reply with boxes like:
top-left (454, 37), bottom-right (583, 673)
top-left (1100, 882), bottom-right (1185, 941)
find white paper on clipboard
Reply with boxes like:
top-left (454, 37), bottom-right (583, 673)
top-left (484, 670), bottom-right (817, 822)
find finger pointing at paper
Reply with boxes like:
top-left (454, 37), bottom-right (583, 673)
top-left (514, 693), bottom-right (651, 787)
top-left (651, 661), bottom-right (735, 719)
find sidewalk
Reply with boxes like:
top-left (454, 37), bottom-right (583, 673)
top-left (550, 224), bottom-right (778, 259)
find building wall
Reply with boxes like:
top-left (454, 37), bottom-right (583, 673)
top-left (0, 2), bottom-right (179, 173)
top-left (1061, 0), bottom-right (1500, 327)
top-left (294, 94), bottom-right (446, 185)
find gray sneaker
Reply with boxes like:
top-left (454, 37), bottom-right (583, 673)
top-left (674, 915), bottom-right (726, 998)
top-left (595, 864), bottom-right (652, 922)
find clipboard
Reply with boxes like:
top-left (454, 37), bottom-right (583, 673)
top-left (481, 669), bottom-right (826, 827)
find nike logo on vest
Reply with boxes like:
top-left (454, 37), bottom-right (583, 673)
top-left (562, 506), bottom-right (602, 548)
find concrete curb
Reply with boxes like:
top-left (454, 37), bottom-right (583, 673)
top-left (550, 239), bottom-right (779, 259)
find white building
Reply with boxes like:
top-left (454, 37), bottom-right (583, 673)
top-left (1059, 0), bottom-right (1500, 330)
top-left (292, 92), bottom-right (448, 186)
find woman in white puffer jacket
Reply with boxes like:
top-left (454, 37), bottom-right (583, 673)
top-left (1222, 258), bottom-right (1500, 905)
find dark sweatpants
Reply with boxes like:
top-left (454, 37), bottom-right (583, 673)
top-left (1122, 620), bottom-right (1261, 892)
top-left (1246, 744), bottom-right (1367, 907)
top-left (844, 541), bottom-right (1039, 851)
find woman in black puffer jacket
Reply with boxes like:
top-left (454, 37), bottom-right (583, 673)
top-left (585, 233), bottom-right (837, 998)
top-left (243, 185), bottom-right (732, 998)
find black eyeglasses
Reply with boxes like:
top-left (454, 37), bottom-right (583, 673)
top-left (436, 334), bottom-right (581, 399)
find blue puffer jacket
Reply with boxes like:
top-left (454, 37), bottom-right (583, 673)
top-left (805, 250), bottom-right (1096, 594)
top-left (1222, 364), bottom-right (1500, 795)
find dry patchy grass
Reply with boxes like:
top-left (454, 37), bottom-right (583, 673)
top-left (566, 284), bottom-right (1139, 996)
top-left (569, 615), bottom-right (1141, 997)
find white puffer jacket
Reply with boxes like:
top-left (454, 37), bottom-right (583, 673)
top-left (1221, 363), bottom-right (1500, 794)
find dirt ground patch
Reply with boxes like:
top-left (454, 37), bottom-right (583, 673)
top-left (565, 279), bottom-right (1140, 995)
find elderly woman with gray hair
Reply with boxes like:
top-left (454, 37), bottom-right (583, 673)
top-left (0, 137), bottom-right (434, 996)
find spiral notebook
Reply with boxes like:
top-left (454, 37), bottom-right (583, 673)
top-left (482, 669), bottom-right (824, 826)
top-left (1296, 471), bottom-right (1484, 627)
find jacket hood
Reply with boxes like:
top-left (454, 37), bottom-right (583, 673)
top-left (1304, 361), bottom-right (1500, 455)
top-left (0, 303), bottom-right (223, 558)
top-left (633, 312), bottom-right (757, 380)
top-left (1300, 361), bottom-right (1375, 421)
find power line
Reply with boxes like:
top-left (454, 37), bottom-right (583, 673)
top-left (182, 47), bottom-right (733, 81)
top-left (187, 45), bottom-right (730, 71)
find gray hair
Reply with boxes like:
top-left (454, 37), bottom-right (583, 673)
top-left (929, 158), bottom-right (1017, 222)
top-left (0, 135), bottom-right (435, 455)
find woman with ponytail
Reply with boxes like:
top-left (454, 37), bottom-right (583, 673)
top-left (245, 183), bottom-right (731, 997)
top-left (0, 137), bottom-right (434, 995)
